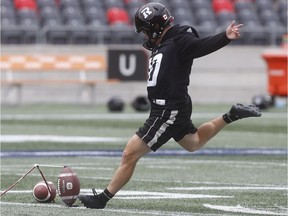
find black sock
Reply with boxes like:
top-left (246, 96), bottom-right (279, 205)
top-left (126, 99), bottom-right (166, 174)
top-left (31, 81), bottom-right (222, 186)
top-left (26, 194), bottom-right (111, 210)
top-left (222, 113), bottom-right (239, 124)
top-left (99, 188), bottom-right (114, 204)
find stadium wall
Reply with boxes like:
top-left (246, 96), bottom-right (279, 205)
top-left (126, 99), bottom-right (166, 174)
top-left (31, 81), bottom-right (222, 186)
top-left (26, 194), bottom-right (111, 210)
top-left (1, 45), bottom-right (270, 105)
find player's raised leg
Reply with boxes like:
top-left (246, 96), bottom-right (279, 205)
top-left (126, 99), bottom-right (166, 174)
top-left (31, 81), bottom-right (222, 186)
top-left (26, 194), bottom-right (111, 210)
top-left (178, 103), bottom-right (261, 151)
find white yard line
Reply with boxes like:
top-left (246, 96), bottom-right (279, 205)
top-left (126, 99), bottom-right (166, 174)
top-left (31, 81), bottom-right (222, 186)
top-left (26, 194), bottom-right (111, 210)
top-left (1, 112), bottom-right (285, 120)
top-left (167, 186), bottom-right (288, 191)
top-left (0, 201), bottom-right (229, 216)
top-left (203, 204), bottom-right (287, 215)
top-left (0, 135), bottom-right (125, 143)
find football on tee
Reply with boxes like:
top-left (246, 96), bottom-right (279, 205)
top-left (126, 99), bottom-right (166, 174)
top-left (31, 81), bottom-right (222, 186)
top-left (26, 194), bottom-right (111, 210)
top-left (57, 166), bottom-right (80, 206)
top-left (33, 181), bottom-right (56, 203)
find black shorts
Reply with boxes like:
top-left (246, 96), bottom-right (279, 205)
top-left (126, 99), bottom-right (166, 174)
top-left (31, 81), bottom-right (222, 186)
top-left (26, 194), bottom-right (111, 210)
top-left (136, 101), bottom-right (198, 152)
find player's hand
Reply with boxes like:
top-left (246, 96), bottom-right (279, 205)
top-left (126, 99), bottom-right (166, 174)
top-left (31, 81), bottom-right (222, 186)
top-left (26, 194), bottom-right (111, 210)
top-left (226, 20), bottom-right (244, 40)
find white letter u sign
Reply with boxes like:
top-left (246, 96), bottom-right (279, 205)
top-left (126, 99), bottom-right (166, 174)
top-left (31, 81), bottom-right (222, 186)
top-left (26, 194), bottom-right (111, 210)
top-left (119, 54), bottom-right (136, 76)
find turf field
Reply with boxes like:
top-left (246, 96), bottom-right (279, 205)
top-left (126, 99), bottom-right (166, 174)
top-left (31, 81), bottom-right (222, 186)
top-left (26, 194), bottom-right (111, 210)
top-left (1, 104), bottom-right (287, 216)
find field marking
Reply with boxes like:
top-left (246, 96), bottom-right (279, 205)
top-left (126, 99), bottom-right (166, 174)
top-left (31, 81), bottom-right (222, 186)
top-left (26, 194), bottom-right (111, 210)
top-left (1, 112), bottom-right (285, 120)
top-left (167, 186), bottom-right (288, 191)
top-left (203, 204), bottom-right (287, 215)
top-left (0, 135), bottom-right (125, 143)
top-left (2, 172), bottom-right (286, 190)
top-left (1, 148), bottom-right (287, 158)
top-left (0, 201), bottom-right (231, 216)
top-left (1, 189), bottom-right (233, 200)
top-left (113, 190), bottom-right (232, 200)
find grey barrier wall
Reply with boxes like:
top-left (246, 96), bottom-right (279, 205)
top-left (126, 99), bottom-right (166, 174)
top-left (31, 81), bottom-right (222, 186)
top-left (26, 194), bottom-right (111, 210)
top-left (1, 45), bottom-right (271, 105)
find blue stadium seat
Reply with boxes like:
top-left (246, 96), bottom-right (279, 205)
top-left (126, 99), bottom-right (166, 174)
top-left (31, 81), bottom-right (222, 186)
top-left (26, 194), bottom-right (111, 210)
top-left (216, 11), bottom-right (236, 26)
top-left (104, 0), bottom-right (125, 9)
top-left (195, 8), bottom-right (216, 26)
top-left (190, 0), bottom-right (211, 11)
top-left (36, 0), bottom-right (58, 9)
top-left (170, 0), bottom-right (190, 9)
top-left (255, 0), bottom-right (273, 12)
top-left (62, 7), bottom-right (85, 25)
top-left (237, 8), bottom-right (259, 23)
top-left (81, 0), bottom-right (104, 8)
top-left (173, 8), bottom-right (195, 25)
top-left (234, 0), bottom-right (254, 12)
top-left (60, 0), bottom-right (80, 9)
top-left (40, 7), bottom-right (62, 23)
top-left (84, 7), bottom-right (106, 24)
top-left (1, 0), bottom-right (13, 7)
top-left (1, 6), bottom-right (16, 20)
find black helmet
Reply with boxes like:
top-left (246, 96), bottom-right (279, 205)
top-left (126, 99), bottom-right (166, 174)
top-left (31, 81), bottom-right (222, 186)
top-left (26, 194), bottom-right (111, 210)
top-left (135, 2), bottom-right (174, 50)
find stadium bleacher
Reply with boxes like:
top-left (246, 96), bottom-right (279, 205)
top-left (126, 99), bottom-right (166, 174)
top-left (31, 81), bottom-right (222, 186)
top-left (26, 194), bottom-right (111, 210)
top-left (1, 0), bottom-right (287, 45)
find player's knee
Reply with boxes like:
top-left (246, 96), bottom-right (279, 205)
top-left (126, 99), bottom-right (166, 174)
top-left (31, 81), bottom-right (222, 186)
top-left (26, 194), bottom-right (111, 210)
top-left (121, 147), bottom-right (139, 165)
top-left (186, 145), bottom-right (199, 152)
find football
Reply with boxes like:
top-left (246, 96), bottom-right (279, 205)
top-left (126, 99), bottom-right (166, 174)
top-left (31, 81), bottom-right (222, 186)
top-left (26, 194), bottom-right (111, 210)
top-left (33, 181), bottom-right (56, 203)
top-left (57, 166), bottom-right (80, 206)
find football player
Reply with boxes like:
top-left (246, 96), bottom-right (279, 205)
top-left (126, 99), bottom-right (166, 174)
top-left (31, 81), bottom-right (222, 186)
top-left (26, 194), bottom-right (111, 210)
top-left (78, 2), bottom-right (261, 208)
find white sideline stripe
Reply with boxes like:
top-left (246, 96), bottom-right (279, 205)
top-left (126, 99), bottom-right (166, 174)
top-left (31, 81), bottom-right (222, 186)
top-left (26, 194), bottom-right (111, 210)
top-left (203, 204), bottom-right (287, 215)
top-left (1, 112), bottom-right (285, 120)
top-left (0, 201), bottom-right (67, 208)
top-left (0, 202), bottom-right (230, 216)
top-left (0, 135), bottom-right (125, 143)
top-left (1, 114), bottom-right (147, 120)
top-left (2, 189), bottom-right (232, 200)
top-left (167, 186), bottom-right (288, 191)
top-left (80, 189), bottom-right (232, 200)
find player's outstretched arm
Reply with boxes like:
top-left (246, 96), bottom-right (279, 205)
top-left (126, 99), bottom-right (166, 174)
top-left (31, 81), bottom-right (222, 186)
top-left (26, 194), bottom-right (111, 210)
top-left (226, 20), bottom-right (244, 40)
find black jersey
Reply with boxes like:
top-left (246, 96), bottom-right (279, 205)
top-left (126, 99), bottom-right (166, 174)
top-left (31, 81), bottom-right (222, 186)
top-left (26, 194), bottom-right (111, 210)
top-left (147, 24), bottom-right (231, 109)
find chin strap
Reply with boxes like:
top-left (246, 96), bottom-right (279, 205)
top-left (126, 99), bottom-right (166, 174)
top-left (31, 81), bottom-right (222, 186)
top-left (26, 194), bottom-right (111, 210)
top-left (142, 40), bottom-right (156, 51)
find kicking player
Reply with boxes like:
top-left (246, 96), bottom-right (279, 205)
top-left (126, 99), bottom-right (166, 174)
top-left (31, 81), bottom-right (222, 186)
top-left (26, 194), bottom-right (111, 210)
top-left (78, 2), bottom-right (261, 208)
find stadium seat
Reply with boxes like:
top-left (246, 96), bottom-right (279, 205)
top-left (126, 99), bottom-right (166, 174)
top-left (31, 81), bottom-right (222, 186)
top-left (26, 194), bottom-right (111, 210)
top-left (279, 10), bottom-right (287, 27)
top-left (216, 11), bottom-right (236, 26)
top-left (125, 0), bottom-right (145, 8)
top-left (254, 0), bottom-right (273, 12)
top-left (196, 20), bottom-right (218, 37)
top-left (212, 0), bottom-right (234, 14)
top-left (40, 6), bottom-right (62, 23)
top-left (260, 10), bottom-right (280, 26)
top-left (173, 8), bottom-right (195, 25)
top-left (1, 6), bottom-right (16, 20)
top-left (170, 0), bottom-right (190, 9)
top-left (1, 0), bottom-right (13, 7)
top-left (237, 8), bottom-right (259, 23)
top-left (14, 0), bottom-right (37, 11)
top-left (42, 17), bottom-right (63, 28)
top-left (17, 8), bottom-right (38, 20)
top-left (104, 0), bottom-right (125, 9)
top-left (234, 0), bottom-right (254, 12)
top-left (195, 8), bottom-right (216, 26)
top-left (110, 23), bottom-right (136, 44)
top-left (81, 0), bottom-right (103, 8)
top-left (148, 0), bottom-right (169, 5)
top-left (242, 20), bottom-right (268, 45)
top-left (36, 0), bottom-right (58, 9)
top-left (0, 0), bottom-right (284, 46)
top-left (59, 0), bottom-right (80, 9)
top-left (107, 7), bottom-right (130, 25)
top-left (190, 0), bottom-right (211, 12)
top-left (1, 17), bottom-right (17, 27)
top-left (84, 7), bottom-right (106, 24)
top-left (1, 24), bottom-right (23, 44)
top-left (62, 7), bottom-right (85, 25)
top-left (46, 25), bottom-right (69, 44)
top-left (69, 26), bottom-right (91, 44)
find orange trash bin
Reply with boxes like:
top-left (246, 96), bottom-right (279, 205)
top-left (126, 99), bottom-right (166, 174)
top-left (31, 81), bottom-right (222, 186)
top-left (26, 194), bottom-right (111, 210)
top-left (262, 49), bottom-right (287, 97)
